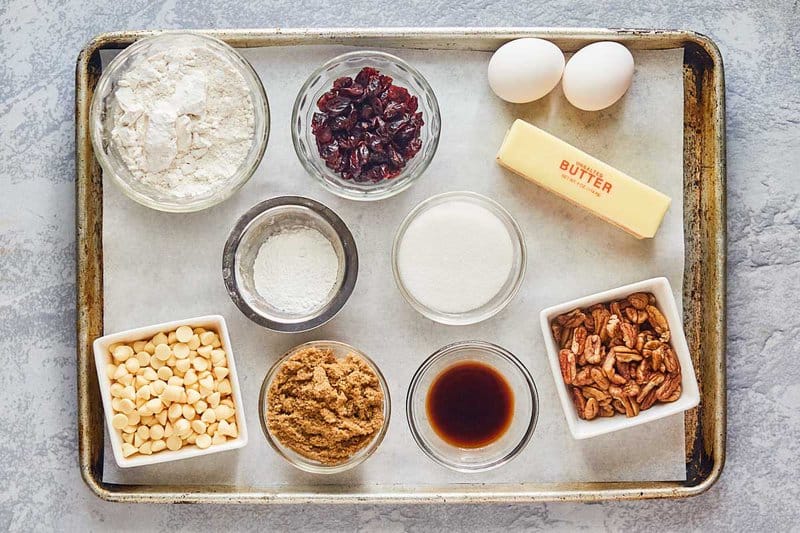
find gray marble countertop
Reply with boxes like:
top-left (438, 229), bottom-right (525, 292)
top-left (1, 0), bottom-right (798, 531)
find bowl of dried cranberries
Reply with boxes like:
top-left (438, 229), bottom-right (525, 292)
top-left (292, 51), bottom-right (441, 201)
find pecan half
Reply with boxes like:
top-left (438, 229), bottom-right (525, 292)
top-left (571, 326), bottom-right (588, 355)
top-left (583, 397), bottom-right (599, 420)
top-left (627, 292), bottom-right (650, 310)
top-left (559, 349), bottom-right (577, 385)
top-left (625, 307), bottom-right (649, 324)
top-left (646, 305), bottom-right (669, 335)
top-left (584, 334), bottom-right (603, 364)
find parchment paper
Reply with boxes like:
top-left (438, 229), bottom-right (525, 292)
top-left (101, 45), bottom-right (686, 486)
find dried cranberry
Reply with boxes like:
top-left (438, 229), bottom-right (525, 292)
top-left (311, 66), bottom-right (425, 183)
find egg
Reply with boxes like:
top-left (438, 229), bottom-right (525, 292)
top-left (562, 42), bottom-right (635, 111)
top-left (488, 38), bottom-right (565, 103)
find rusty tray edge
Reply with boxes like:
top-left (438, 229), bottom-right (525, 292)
top-left (76, 27), bottom-right (726, 504)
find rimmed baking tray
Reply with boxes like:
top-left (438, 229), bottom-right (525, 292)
top-left (76, 27), bottom-right (726, 503)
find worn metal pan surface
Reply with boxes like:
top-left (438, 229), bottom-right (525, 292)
top-left (76, 27), bottom-right (726, 503)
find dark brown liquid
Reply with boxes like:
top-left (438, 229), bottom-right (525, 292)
top-left (426, 361), bottom-right (514, 448)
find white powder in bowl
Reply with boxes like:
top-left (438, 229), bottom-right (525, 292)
top-left (252, 228), bottom-right (339, 314)
top-left (109, 44), bottom-right (255, 198)
top-left (397, 200), bottom-right (514, 314)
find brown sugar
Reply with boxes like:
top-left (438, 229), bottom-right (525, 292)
top-left (266, 346), bottom-right (385, 465)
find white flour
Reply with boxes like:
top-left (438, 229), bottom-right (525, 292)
top-left (397, 201), bottom-right (514, 313)
top-left (110, 45), bottom-right (255, 198)
top-left (252, 228), bottom-right (339, 314)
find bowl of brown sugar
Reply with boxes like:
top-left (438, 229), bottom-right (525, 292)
top-left (259, 340), bottom-right (390, 473)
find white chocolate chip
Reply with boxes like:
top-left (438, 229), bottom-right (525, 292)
top-left (213, 367), bottom-right (229, 380)
top-left (217, 379), bottom-right (232, 395)
top-left (154, 343), bottom-right (171, 361)
top-left (207, 392), bottom-right (221, 409)
top-left (200, 409), bottom-right (216, 424)
top-left (166, 435), bottom-right (182, 451)
top-left (145, 398), bottom-right (164, 414)
top-left (168, 403), bottom-right (183, 421)
top-left (175, 325), bottom-right (194, 343)
top-left (175, 358), bottom-right (191, 373)
top-left (126, 412), bottom-right (141, 426)
top-left (186, 389), bottom-right (201, 404)
top-left (121, 443), bottom-right (138, 457)
top-left (125, 357), bottom-right (140, 373)
top-left (139, 441), bottom-right (153, 455)
top-left (174, 418), bottom-right (191, 438)
top-left (173, 343), bottom-right (190, 360)
top-left (119, 398), bottom-right (136, 414)
top-left (150, 379), bottom-right (166, 396)
top-left (150, 424), bottom-right (165, 440)
top-left (192, 357), bottom-right (208, 372)
top-left (113, 364), bottom-right (129, 380)
top-left (112, 413), bottom-right (128, 429)
top-left (215, 405), bottom-right (234, 421)
top-left (113, 345), bottom-right (133, 362)
top-left (151, 439), bottom-right (166, 452)
top-left (195, 433), bottom-right (212, 449)
top-left (191, 420), bottom-right (207, 434)
top-left (152, 332), bottom-right (168, 346)
top-left (136, 351), bottom-right (151, 367)
top-left (194, 400), bottom-right (207, 414)
top-left (187, 335), bottom-right (201, 351)
top-left (183, 403), bottom-right (196, 419)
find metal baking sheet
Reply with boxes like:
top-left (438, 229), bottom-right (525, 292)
top-left (76, 27), bottom-right (726, 503)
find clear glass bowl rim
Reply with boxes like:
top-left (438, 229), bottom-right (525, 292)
top-left (405, 340), bottom-right (539, 472)
top-left (391, 191), bottom-right (528, 325)
top-left (89, 31), bottom-right (270, 213)
top-left (258, 340), bottom-right (392, 474)
top-left (290, 49), bottom-right (441, 201)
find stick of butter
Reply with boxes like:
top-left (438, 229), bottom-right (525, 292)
top-left (496, 119), bottom-right (671, 239)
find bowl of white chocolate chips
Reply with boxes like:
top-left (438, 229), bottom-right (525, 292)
top-left (93, 315), bottom-right (248, 467)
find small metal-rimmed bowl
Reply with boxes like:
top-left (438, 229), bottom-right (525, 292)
top-left (392, 191), bottom-right (527, 325)
top-left (291, 50), bottom-right (441, 201)
top-left (259, 340), bottom-right (391, 474)
top-left (222, 197), bottom-right (358, 332)
top-left (90, 32), bottom-right (269, 212)
top-left (406, 341), bottom-right (538, 472)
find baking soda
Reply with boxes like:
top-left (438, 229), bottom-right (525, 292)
top-left (252, 228), bottom-right (339, 314)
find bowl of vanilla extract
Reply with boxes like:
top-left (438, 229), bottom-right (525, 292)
top-left (406, 340), bottom-right (538, 472)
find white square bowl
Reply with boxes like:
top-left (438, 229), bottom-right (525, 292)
top-left (539, 277), bottom-right (700, 440)
top-left (93, 315), bottom-right (248, 467)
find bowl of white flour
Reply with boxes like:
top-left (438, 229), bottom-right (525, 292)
top-left (90, 32), bottom-right (269, 212)
top-left (222, 196), bottom-right (358, 332)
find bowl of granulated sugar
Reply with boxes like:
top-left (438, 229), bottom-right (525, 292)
top-left (222, 196), bottom-right (358, 332)
top-left (392, 191), bottom-right (527, 325)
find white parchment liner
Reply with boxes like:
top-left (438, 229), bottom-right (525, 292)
top-left (101, 45), bottom-right (686, 486)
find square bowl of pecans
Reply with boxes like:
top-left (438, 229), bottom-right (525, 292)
top-left (93, 315), bottom-right (248, 467)
top-left (539, 277), bottom-right (699, 440)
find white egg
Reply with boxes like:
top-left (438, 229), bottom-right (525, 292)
top-left (488, 38), bottom-right (565, 103)
top-left (562, 41), bottom-right (635, 111)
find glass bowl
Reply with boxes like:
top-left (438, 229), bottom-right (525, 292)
top-left (259, 340), bottom-right (391, 474)
top-left (391, 191), bottom-right (527, 325)
top-left (89, 32), bottom-right (270, 212)
top-left (222, 196), bottom-right (358, 332)
top-left (291, 50), bottom-right (441, 201)
top-left (406, 341), bottom-right (538, 472)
